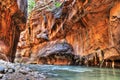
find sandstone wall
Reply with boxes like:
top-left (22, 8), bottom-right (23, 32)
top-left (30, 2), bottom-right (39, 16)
top-left (0, 0), bottom-right (27, 62)
top-left (17, 0), bottom-right (120, 67)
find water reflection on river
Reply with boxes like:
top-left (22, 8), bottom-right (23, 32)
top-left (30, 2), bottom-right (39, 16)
top-left (29, 65), bottom-right (120, 80)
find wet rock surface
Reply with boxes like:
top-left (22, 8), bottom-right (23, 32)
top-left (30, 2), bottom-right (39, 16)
top-left (0, 60), bottom-right (46, 80)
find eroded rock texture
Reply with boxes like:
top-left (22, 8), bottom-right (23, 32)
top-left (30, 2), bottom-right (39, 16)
top-left (0, 0), bottom-right (27, 62)
top-left (17, 0), bottom-right (120, 67)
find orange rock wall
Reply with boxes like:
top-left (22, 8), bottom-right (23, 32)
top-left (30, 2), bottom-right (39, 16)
top-left (17, 0), bottom-right (120, 66)
top-left (0, 0), bottom-right (27, 62)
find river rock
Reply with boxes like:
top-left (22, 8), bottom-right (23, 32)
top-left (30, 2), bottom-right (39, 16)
top-left (0, 60), bottom-right (46, 80)
top-left (7, 68), bottom-right (15, 73)
top-left (0, 74), bottom-right (3, 78)
top-left (19, 69), bottom-right (29, 75)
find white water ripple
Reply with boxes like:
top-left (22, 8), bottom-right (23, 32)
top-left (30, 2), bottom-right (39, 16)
top-left (51, 66), bottom-right (93, 72)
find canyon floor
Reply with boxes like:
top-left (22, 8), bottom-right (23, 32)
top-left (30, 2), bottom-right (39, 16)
top-left (0, 60), bottom-right (46, 80)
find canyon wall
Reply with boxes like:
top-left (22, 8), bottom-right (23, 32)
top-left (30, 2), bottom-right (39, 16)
top-left (0, 0), bottom-right (27, 62)
top-left (16, 0), bottom-right (120, 67)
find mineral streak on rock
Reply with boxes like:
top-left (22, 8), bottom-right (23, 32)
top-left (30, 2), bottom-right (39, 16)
top-left (16, 0), bottom-right (120, 67)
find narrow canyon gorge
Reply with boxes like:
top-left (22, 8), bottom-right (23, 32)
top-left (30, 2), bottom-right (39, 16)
top-left (0, 0), bottom-right (120, 68)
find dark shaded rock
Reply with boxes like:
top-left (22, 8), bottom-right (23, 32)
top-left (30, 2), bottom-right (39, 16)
top-left (38, 42), bottom-right (74, 57)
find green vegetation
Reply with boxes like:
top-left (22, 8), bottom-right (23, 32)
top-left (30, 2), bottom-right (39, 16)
top-left (28, 0), bottom-right (61, 13)
top-left (28, 0), bottom-right (35, 14)
top-left (54, 2), bottom-right (61, 8)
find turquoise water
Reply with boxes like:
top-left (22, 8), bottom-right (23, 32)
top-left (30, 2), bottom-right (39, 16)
top-left (29, 65), bottom-right (120, 80)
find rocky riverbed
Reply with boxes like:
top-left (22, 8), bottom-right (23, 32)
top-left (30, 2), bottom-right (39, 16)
top-left (0, 60), bottom-right (46, 80)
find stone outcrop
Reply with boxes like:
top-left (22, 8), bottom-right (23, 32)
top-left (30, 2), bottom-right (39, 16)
top-left (28, 40), bottom-right (80, 65)
top-left (17, 0), bottom-right (120, 67)
top-left (0, 0), bottom-right (27, 62)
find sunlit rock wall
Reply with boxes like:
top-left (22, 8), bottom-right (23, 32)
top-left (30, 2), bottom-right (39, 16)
top-left (17, 0), bottom-right (120, 67)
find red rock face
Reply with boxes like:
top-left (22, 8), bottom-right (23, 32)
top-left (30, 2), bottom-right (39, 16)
top-left (0, 0), bottom-right (27, 62)
top-left (17, 0), bottom-right (120, 67)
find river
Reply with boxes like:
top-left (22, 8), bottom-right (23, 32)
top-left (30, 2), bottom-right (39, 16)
top-left (28, 65), bottom-right (120, 80)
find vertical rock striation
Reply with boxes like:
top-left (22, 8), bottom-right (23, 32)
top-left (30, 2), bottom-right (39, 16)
top-left (0, 0), bottom-right (27, 62)
top-left (17, 0), bottom-right (120, 67)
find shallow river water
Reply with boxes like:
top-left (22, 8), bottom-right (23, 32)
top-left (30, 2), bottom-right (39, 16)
top-left (28, 65), bottom-right (120, 80)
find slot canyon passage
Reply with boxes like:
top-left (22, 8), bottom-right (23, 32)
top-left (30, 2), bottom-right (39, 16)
top-left (0, 0), bottom-right (120, 80)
